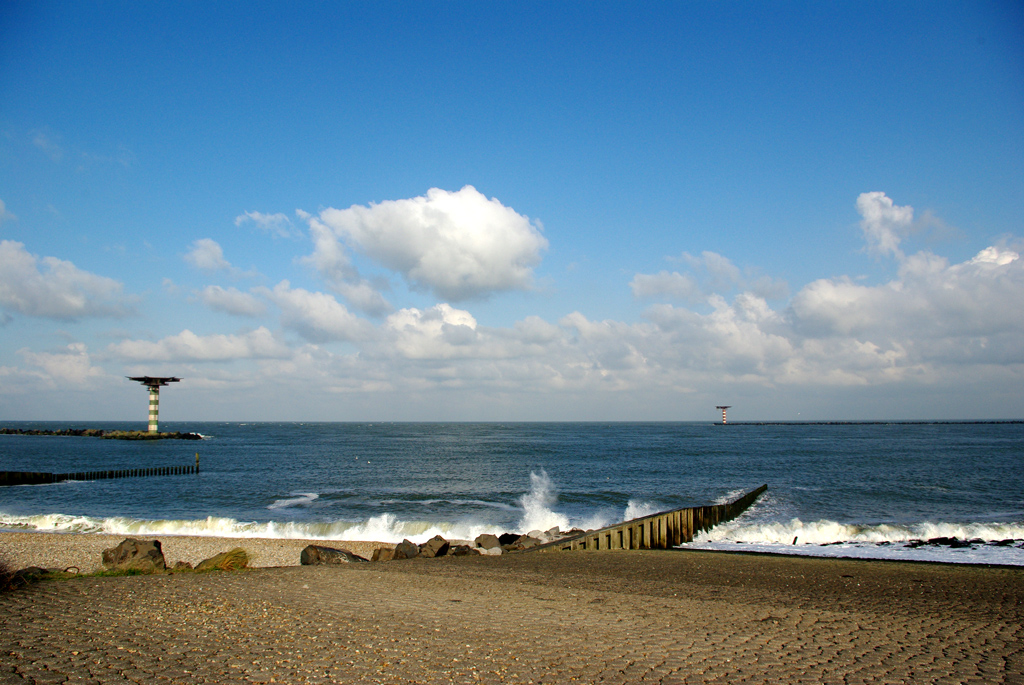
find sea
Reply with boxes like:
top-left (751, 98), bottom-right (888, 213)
top-left (1, 421), bottom-right (1022, 566)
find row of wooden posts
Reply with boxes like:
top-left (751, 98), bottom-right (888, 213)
top-left (533, 484), bottom-right (767, 552)
top-left (0, 454), bottom-right (200, 487)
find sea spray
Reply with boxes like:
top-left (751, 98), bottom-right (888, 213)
top-left (517, 470), bottom-right (618, 533)
top-left (518, 469), bottom-right (571, 532)
top-left (623, 499), bottom-right (661, 521)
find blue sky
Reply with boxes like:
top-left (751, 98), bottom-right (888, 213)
top-left (1, 2), bottom-right (1022, 422)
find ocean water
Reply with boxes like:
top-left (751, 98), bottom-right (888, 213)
top-left (1, 421), bottom-right (1022, 565)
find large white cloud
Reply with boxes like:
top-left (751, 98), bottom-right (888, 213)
top-left (257, 281), bottom-right (373, 344)
top-left (18, 343), bottom-right (106, 385)
top-left (790, 246), bottom-right (1023, 345)
top-left (299, 210), bottom-right (393, 316)
top-left (306, 186), bottom-right (548, 302)
top-left (109, 327), bottom-right (291, 362)
top-left (0, 240), bottom-right (135, 320)
top-left (385, 304), bottom-right (482, 359)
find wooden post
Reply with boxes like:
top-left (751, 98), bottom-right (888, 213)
top-left (195, 452), bottom-right (200, 473)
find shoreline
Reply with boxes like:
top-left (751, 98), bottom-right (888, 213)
top-left (3, 529), bottom-right (1022, 574)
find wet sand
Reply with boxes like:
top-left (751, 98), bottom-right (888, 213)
top-left (1, 534), bottom-right (1022, 684)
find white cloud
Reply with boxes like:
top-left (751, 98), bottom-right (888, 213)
top-left (301, 215), bottom-right (392, 316)
top-left (790, 245), bottom-right (1023, 344)
top-left (134, 232), bottom-right (1024, 407)
top-left (184, 238), bottom-right (232, 272)
top-left (258, 281), bottom-right (373, 343)
top-left (630, 271), bottom-right (701, 301)
top-left (632, 251), bottom-right (787, 302)
top-left (235, 211), bottom-right (294, 238)
top-left (109, 327), bottom-right (291, 362)
top-left (856, 191), bottom-right (914, 259)
top-left (195, 285), bottom-right (267, 317)
top-left (970, 246), bottom-right (1019, 267)
top-left (18, 343), bottom-right (106, 385)
top-left (385, 304), bottom-right (481, 359)
top-left (683, 251), bottom-right (743, 289)
top-left (306, 185), bottom-right (548, 301)
top-left (332, 280), bottom-right (392, 317)
top-left (0, 240), bottom-right (135, 320)
top-left (0, 199), bottom-right (16, 225)
top-left (6, 191), bottom-right (1018, 420)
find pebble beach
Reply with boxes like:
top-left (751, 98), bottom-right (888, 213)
top-left (0, 532), bottom-right (390, 573)
top-left (2, 532), bottom-right (1023, 684)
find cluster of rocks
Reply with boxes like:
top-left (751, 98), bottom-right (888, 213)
top-left (100, 430), bottom-right (204, 441)
top-left (1, 428), bottom-right (108, 437)
top-left (100, 538), bottom-right (250, 572)
top-left (0, 427), bottom-right (202, 440)
top-left (1, 537), bottom-right (250, 592)
top-left (903, 537), bottom-right (1024, 549)
top-left (301, 526), bottom-right (588, 566)
top-left (812, 536), bottom-right (1024, 550)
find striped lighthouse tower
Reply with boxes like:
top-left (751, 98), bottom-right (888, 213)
top-left (128, 377), bottom-right (181, 433)
top-left (716, 405), bottom-right (731, 425)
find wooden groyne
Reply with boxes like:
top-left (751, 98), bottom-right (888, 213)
top-left (0, 461), bottom-right (199, 487)
top-left (532, 484), bottom-right (767, 552)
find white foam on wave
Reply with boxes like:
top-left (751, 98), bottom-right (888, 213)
top-left (267, 493), bottom-right (319, 510)
top-left (688, 540), bottom-right (1024, 566)
top-left (623, 499), bottom-right (661, 520)
top-left (0, 471), bottom-right (646, 545)
top-left (0, 510), bottom-right (499, 544)
top-left (377, 498), bottom-right (519, 512)
top-left (697, 518), bottom-right (1024, 545)
top-left (713, 488), bottom-right (750, 505)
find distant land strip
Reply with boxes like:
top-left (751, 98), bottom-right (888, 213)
top-left (714, 420), bottom-right (1024, 425)
top-left (0, 428), bottom-right (203, 440)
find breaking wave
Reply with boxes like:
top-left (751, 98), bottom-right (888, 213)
top-left (267, 493), bottom-right (319, 510)
top-left (0, 470), bottom-right (654, 544)
top-left (696, 518), bottom-right (1024, 545)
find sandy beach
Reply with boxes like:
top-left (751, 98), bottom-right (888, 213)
top-left (1, 532), bottom-right (1022, 684)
